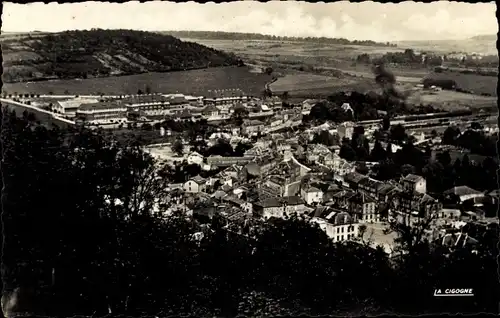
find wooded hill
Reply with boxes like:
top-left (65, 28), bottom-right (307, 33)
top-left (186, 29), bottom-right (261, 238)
top-left (2, 29), bottom-right (240, 83)
top-left (162, 30), bottom-right (397, 47)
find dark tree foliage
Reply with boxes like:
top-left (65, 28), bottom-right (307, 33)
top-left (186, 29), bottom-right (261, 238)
top-left (207, 138), bottom-right (234, 157)
top-left (234, 142), bottom-right (252, 157)
top-left (1, 108), bottom-right (498, 317)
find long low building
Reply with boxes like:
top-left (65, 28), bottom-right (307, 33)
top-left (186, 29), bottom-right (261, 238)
top-left (206, 155), bottom-right (256, 167)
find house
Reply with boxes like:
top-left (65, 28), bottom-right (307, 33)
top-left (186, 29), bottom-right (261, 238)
top-left (391, 191), bottom-right (442, 225)
top-left (221, 165), bottom-right (241, 179)
top-left (358, 177), bottom-right (384, 199)
top-left (377, 183), bottom-right (402, 203)
top-left (261, 175), bottom-right (301, 197)
top-left (301, 99), bottom-right (318, 115)
top-left (331, 189), bottom-right (356, 209)
top-left (337, 121), bottom-right (355, 140)
top-left (201, 105), bottom-right (221, 120)
top-left (306, 144), bottom-right (331, 163)
top-left (401, 174), bottom-right (427, 194)
top-left (187, 151), bottom-right (204, 166)
top-left (183, 176), bottom-right (207, 193)
top-left (311, 208), bottom-right (359, 242)
top-left (343, 171), bottom-right (368, 190)
top-left (444, 186), bottom-right (484, 203)
top-left (253, 196), bottom-right (306, 219)
top-left (243, 119), bottom-right (265, 135)
top-left (301, 184), bottom-right (324, 205)
top-left (348, 192), bottom-right (378, 223)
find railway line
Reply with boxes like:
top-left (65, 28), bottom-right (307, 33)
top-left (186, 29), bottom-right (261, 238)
top-left (357, 110), bottom-right (496, 130)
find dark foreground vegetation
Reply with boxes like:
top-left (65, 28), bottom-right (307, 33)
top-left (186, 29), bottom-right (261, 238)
top-left (2, 29), bottom-right (240, 83)
top-left (1, 108), bottom-right (498, 317)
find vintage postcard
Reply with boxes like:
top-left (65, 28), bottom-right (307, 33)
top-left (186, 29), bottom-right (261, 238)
top-left (1, 1), bottom-right (498, 317)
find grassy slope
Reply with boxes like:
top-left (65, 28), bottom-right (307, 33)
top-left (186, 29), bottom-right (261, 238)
top-left (2, 66), bottom-right (273, 97)
top-left (1, 29), bottom-right (240, 83)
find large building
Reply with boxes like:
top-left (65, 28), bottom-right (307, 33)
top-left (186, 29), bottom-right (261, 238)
top-left (55, 97), bottom-right (100, 117)
top-left (120, 94), bottom-right (191, 118)
top-left (203, 89), bottom-right (248, 106)
top-left (76, 101), bottom-right (127, 125)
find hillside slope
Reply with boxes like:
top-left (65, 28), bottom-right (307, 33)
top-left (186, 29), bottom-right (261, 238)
top-left (1, 29), bottom-right (240, 83)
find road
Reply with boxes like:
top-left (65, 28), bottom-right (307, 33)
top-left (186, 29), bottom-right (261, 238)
top-left (0, 98), bottom-right (74, 128)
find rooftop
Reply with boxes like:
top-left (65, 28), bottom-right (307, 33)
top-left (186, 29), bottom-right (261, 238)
top-left (78, 101), bottom-right (126, 111)
top-left (403, 174), bottom-right (424, 183)
top-left (444, 186), bottom-right (482, 197)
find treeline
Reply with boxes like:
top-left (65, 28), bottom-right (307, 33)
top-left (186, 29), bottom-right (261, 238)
top-left (1, 108), bottom-right (498, 317)
top-left (357, 49), bottom-right (443, 66)
top-left (164, 30), bottom-right (397, 47)
top-left (304, 91), bottom-right (408, 124)
top-left (4, 29), bottom-right (239, 83)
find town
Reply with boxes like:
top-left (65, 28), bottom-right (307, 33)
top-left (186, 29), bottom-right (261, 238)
top-left (2, 82), bottom-right (497, 257)
top-left (1, 2), bottom-right (498, 317)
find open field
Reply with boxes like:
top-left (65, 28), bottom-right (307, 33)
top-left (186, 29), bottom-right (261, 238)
top-left (425, 72), bottom-right (498, 96)
top-left (2, 66), bottom-right (273, 96)
top-left (181, 38), bottom-right (405, 60)
top-left (184, 38), bottom-right (498, 101)
top-left (406, 89), bottom-right (497, 110)
top-left (395, 37), bottom-right (497, 56)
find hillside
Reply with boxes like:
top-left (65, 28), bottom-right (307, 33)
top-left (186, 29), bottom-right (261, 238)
top-left (1, 29), bottom-right (240, 83)
top-left (161, 30), bottom-right (397, 47)
top-left (396, 36), bottom-right (497, 55)
top-left (470, 34), bottom-right (497, 41)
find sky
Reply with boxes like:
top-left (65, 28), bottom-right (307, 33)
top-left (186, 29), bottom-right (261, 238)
top-left (2, 1), bottom-right (498, 42)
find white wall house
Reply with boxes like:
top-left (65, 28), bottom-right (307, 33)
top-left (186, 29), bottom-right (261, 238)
top-left (187, 152), bottom-right (204, 166)
top-left (312, 210), bottom-right (360, 243)
top-left (183, 176), bottom-right (207, 193)
top-left (402, 174), bottom-right (427, 194)
top-left (301, 186), bottom-right (324, 205)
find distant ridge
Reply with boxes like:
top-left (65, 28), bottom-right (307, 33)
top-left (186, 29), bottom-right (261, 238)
top-left (470, 34), bottom-right (497, 41)
top-left (161, 30), bottom-right (397, 47)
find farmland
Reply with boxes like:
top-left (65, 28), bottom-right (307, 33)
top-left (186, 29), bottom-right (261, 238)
top-left (2, 66), bottom-right (273, 97)
top-left (424, 72), bottom-right (498, 96)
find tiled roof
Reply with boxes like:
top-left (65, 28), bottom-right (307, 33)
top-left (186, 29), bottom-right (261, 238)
top-left (205, 89), bottom-right (246, 99)
top-left (444, 186), bottom-right (482, 197)
top-left (344, 172), bottom-right (368, 184)
top-left (191, 175), bottom-right (207, 184)
top-left (348, 192), bottom-right (375, 204)
top-left (78, 102), bottom-right (126, 111)
top-left (403, 174), bottom-right (424, 183)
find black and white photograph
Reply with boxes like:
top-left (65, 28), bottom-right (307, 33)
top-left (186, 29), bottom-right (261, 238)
top-left (0, 1), bottom-right (498, 317)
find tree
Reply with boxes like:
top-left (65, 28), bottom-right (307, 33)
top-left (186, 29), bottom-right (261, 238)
top-left (389, 124), bottom-right (406, 144)
top-left (442, 126), bottom-right (460, 145)
top-left (172, 139), bottom-right (184, 156)
top-left (436, 151), bottom-right (452, 167)
top-left (382, 116), bottom-right (390, 131)
top-left (339, 143), bottom-right (356, 161)
top-left (234, 142), bottom-right (251, 157)
top-left (370, 140), bottom-right (387, 162)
